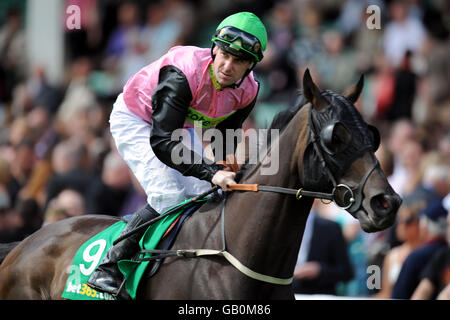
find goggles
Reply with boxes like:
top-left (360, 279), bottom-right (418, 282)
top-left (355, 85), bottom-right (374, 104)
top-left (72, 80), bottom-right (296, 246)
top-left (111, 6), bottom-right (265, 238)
top-left (212, 26), bottom-right (263, 62)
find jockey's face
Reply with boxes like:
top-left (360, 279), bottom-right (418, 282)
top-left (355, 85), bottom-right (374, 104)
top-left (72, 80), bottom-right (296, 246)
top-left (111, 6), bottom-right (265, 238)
top-left (212, 46), bottom-right (253, 87)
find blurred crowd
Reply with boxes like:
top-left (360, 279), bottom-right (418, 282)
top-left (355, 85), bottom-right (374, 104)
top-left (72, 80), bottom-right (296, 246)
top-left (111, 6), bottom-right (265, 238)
top-left (0, 0), bottom-right (449, 299)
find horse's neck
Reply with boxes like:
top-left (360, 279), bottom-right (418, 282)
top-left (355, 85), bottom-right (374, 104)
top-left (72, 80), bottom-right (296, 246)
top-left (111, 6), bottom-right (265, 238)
top-left (226, 106), bottom-right (313, 282)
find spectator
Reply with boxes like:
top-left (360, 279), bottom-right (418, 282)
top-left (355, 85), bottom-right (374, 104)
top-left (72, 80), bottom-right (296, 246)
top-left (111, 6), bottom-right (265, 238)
top-left (15, 67), bottom-right (64, 117)
top-left (387, 119), bottom-right (416, 161)
top-left (319, 202), bottom-right (369, 297)
top-left (392, 199), bottom-right (448, 299)
top-left (411, 194), bottom-right (449, 300)
top-left (293, 202), bottom-right (354, 295)
top-left (0, 158), bottom-right (12, 232)
top-left (290, 4), bottom-right (324, 70)
top-left (7, 116), bottom-right (30, 147)
top-left (0, 188), bottom-right (12, 232)
top-left (141, 1), bottom-right (182, 63)
top-left (104, 1), bottom-right (144, 86)
top-left (56, 57), bottom-right (98, 138)
top-left (373, 195), bottom-right (423, 298)
top-left (164, 0), bottom-right (195, 45)
top-left (390, 137), bottom-right (424, 196)
top-left (311, 29), bottom-right (357, 93)
top-left (117, 174), bottom-right (147, 217)
top-left (384, 51), bottom-right (417, 121)
top-left (45, 138), bottom-right (92, 209)
top-left (85, 151), bottom-right (131, 216)
top-left (411, 244), bottom-right (450, 300)
top-left (18, 157), bottom-right (52, 208)
top-left (258, 1), bottom-right (298, 102)
top-left (369, 53), bottom-right (396, 120)
top-left (0, 157), bottom-right (11, 189)
top-left (43, 188), bottom-right (86, 226)
top-left (438, 132), bottom-right (450, 161)
top-left (351, 0), bottom-right (384, 74)
top-left (0, 198), bottom-right (42, 242)
top-left (0, 7), bottom-right (26, 103)
top-left (384, 156), bottom-right (447, 256)
top-left (383, 0), bottom-right (427, 68)
top-left (7, 139), bottom-right (36, 205)
top-left (424, 38), bottom-right (450, 115)
top-left (407, 161), bottom-right (449, 204)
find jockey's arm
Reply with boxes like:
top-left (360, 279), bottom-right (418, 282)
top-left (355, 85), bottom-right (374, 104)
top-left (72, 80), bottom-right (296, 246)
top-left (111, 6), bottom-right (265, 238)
top-left (150, 65), bottom-right (226, 182)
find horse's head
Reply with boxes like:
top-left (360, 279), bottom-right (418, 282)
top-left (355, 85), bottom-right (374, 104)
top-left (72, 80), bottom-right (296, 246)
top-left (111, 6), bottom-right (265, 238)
top-left (301, 69), bottom-right (401, 232)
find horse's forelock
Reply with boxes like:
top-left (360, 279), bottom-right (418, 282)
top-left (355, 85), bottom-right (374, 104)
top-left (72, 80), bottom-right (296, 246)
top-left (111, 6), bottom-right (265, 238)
top-left (320, 90), bottom-right (372, 143)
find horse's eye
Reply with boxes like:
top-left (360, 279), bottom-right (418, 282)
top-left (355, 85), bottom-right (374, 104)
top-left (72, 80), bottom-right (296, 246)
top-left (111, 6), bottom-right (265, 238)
top-left (320, 122), bottom-right (352, 155)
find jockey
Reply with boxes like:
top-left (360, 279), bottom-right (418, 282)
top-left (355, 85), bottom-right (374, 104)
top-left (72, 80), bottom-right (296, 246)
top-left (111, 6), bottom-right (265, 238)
top-left (87, 12), bottom-right (268, 299)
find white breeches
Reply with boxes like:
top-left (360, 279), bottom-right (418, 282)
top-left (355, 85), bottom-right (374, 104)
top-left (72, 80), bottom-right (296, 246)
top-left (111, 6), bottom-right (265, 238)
top-left (109, 94), bottom-right (212, 214)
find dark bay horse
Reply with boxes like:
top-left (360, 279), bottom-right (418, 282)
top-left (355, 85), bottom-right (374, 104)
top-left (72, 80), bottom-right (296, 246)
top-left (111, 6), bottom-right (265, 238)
top-left (0, 70), bottom-right (401, 299)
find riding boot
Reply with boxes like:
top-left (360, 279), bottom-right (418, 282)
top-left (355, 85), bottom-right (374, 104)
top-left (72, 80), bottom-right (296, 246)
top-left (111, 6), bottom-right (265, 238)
top-left (86, 204), bottom-right (159, 300)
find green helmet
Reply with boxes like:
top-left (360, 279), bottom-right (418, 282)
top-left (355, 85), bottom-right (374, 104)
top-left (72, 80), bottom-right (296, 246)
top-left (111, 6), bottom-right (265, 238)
top-left (211, 12), bottom-right (267, 62)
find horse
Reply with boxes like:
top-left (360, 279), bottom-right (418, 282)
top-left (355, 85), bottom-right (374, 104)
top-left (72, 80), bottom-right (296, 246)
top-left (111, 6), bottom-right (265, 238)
top-left (0, 69), bottom-right (401, 299)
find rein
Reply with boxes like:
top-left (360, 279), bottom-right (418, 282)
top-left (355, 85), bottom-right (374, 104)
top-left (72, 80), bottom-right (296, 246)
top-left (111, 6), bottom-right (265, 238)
top-left (227, 183), bottom-right (333, 201)
top-left (227, 159), bottom-right (379, 214)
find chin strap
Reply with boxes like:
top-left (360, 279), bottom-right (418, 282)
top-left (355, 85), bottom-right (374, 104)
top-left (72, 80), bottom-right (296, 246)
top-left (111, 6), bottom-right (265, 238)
top-left (234, 62), bottom-right (255, 88)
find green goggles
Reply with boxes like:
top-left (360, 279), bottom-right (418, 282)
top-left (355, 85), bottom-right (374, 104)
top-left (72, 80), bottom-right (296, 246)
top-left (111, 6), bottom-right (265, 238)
top-left (212, 26), bottom-right (263, 62)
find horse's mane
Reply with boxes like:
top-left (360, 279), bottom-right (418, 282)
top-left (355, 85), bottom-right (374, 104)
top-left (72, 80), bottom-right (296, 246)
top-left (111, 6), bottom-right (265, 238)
top-left (236, 94), bottom-right (307, 181)
top-left (267, 93), bottom-right (307, 138)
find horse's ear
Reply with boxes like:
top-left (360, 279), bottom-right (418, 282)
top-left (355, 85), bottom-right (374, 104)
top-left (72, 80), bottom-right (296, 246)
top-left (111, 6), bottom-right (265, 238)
top-left (343, 74), bottom-right (364, 104)
top-left (302, 68), bottom-right (328, 111)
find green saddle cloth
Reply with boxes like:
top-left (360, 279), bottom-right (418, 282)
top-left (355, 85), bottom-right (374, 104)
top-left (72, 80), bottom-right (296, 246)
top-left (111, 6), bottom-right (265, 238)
top-left (62, 197), bottom-right (208, 300)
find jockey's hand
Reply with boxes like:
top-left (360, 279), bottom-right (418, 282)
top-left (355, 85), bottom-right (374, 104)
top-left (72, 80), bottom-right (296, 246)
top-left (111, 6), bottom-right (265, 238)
top-left (212, 170), bottom-right (237, 191)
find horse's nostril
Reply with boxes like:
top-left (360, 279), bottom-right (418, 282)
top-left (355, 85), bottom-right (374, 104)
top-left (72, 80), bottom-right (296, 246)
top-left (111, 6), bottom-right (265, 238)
top-left (381, 196), bottom-right (390, 209)
top-left (371, 194), bottom-right (396, 215)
